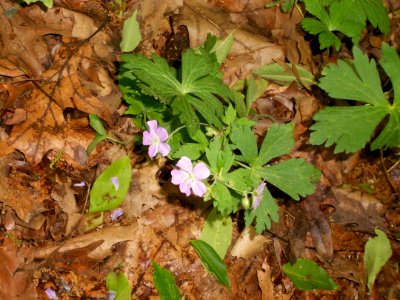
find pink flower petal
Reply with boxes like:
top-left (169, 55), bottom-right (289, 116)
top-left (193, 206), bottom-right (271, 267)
top-left (148, 144), bottom-right (158, 159)
top-left (142, 131), bottom-right (152, 145)
top-left (158, 142), bottom-right (171, 157)
top-left (111, 176), bottom-right (120, 191)
top-left (156, 127), bottom-right (169, 142)
top-left (146, 120), bottom-right (158, 133)
top-left (191, 180), bottom-right (207, 197)
top-left (171, 169), bottom-right (187, 185)
top-left (176, 157), bottom-right (192, 173)
top-left (193, 162), bottom-right (210, 180)
top-left (179, 182), bottom-right (192, 196)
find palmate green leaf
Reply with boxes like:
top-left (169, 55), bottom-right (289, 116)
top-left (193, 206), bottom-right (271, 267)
top-left (364, 229), bottom-right (392, 291)
top-left (245, 188), bottom-right (279, 234)
top-left (230, 119), bottom-right (258, 164)
top-left (106, 272), bottom-right (132, 300)
top-left (345, 0), bottom-right (390, 34)
top-left (121, 48), bottom-right (232, 135)
top-left (283, 258), bottom-right (338, 290)
top-left (245, 77), bottom-right (268, 115)
top-left (89, 156), bottom-right (132, 213)
top-left (302, 0), bottom-right (365, 49)
top-left (152, 261), bottom-right (180, 300)
top-left (310, 106), bottom-right (388, 153)
top-left (171, 143), bottom-right (206, 160)
top-left (311, 44), bottom-right (400, 152)
top-left (120, 10), bottom-right (141, 52)
top-left (256, 158), bottom-right (320, 200)
top-left (200, 208), bottom-right (233, 259)
top-left (211, 181), bottom-right (239, 216)
top-left (255, 123), bottom-right (295, 166)
top-left (206, 138), bottom-right (234, 177)
top-left (191, 240), bottom-right (230, 288)
top-left (223, 168), bottom-right (254, 194)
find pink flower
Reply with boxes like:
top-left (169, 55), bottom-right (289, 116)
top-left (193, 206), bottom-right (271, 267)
top-left (142, 120), bottom-right (170, 159)
top-left (171, 157), bottom-right (210, 197)
top-left (111, 176), bottom-right (119, 191)
top-left (253, 182), bottom-right (266, 210)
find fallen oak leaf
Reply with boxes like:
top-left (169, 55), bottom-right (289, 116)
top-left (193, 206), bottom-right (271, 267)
top-left (6, 45), bottom-right (112, 168)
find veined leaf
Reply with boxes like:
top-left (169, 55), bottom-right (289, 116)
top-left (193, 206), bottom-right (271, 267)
top-left (191, 240), bottom-right (230, 287)
top-left (230, 120), bottom-right (258, 164)
top-left (89, 156), bottom-right (132, 212)
top-left (121, 49), bottom-right (232, 135)
top-left (364, 229), bottom-right (392, 291)
top-left (211, 181), bottom-right (239, 216)
top-left (152, 261), bottom-right (180, 300)
top-left (257, 158), bottom-right (320, 200)
top-left (89, 114), bottom-right (107, 136)
top-left (200, 208), bottom-right (233, 259)
top-left (311, 44), bottom-right (400, 152)
top-left (283, 258), bottom-right (338, 290)
top-left (255, 123), bottom-right (294, 166)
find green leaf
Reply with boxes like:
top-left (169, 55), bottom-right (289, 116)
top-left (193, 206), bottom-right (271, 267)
top-left (122, 48), bottom-right (232, 135)
top-left (211, 182), bottom-right (239, 216)
top-left (89, 156), bottom-right (132, 213)
top-left (254, 63), bottom-right (315, 89)
top-left (89, 114), bottom-right (107, 136)
top-left (224, 168), bottom-right (254, 194)
top-left (106, 272), bottom-right (132, 300)
top-left (245, 187), bottom-right (279, 233)
top-left (311, 45), bottom-right (400, 152)
top-left (211, 32), bottom-right (234, 64)
top-left (257, 158), bottom-right (320, 200)
top-left (87, 133), bottom-right (108, 155)
top-left (200, 208), bottom-right (233, 259)
top-left (364, 228), bottom-right (392, 291)
top-left (191, 240), bottom-right (230, 287)
top-left (221, 104), bottom-right (236, 126)
top-left (255, 123), bottom-right (294, 166)
top-left (230, 120), bottom-right (258, 164)
top-left (302, 0), bottom-right (365, 49)
top-left (23, 0), bottom-right (53, 8)
top-left (171, 143), bottom-right (206, 160)
top-left (283, 258), bottom-right (338, 290)
top-left (120, 10), bottom-right (141, 52)
top-left (152, 261), bottom-right (180, 300)
top-left (245, 77), bottom-right (268, 114)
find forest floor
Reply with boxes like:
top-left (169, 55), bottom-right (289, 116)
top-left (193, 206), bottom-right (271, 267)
top-left (0, 0), bottom-right (399, 299)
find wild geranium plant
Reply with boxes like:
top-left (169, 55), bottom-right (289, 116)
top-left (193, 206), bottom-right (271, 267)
top-left (121, 35), bottom-right (320, 235)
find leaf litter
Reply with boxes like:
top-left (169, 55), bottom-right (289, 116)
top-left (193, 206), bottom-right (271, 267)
top-left (0, 0), bottom-right (399, 299)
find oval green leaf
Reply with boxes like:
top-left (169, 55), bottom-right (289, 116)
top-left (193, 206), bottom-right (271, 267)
top-left (191, 240), bottom-right (230, 288)
top-left (152, 261), bottom-right (180, 300)
top-left (120, 10), bottom-right (141, 52)
top-left (89, 156), bottom-right (132, 213)
top-left (106, 272), bottom-right (132, 300)
top-left (200, 208), bottom-right (232, 259)
top-left (283, 258), bottom-right (338, 290)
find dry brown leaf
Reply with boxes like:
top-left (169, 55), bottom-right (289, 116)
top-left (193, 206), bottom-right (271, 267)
top-left (34, 223), bottom-right (139, 260)
top-left (6, 45), bottom-right (112, 168)
top-left (175, 0), bottom-right (283, 84)
top-left (51, 183), bottom-right (81, 236)
top-left (257, 259), bottom-right (274, 300)
top-left (0, 243), bottom-right (36, 299)
top-left (332, 187), bottom-right (387, 233)
top-left (122, 163), bottom-right (166, 219)
top-left (231, 227), bottom-right (271, 258)
top-left (3, 108), bottom-right (27, 125)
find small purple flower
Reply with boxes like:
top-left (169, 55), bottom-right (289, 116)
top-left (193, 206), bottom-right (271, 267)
top-left (253, 182), bottom-right (266, 210)
top-left (73, 181), bottom-right (85, 187)
top-left (108, 290), bottom-right (117, 300)
top-left (142, 120), bottom-right (170, 159)
top-left (171, 156), bottom-right (210, 197)
top-left (111, 176), bottom-right (119, 191)
top-left (45, 288), bottom-right (58, 300)
top-left (110, 208), bottom-right (123, 221)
